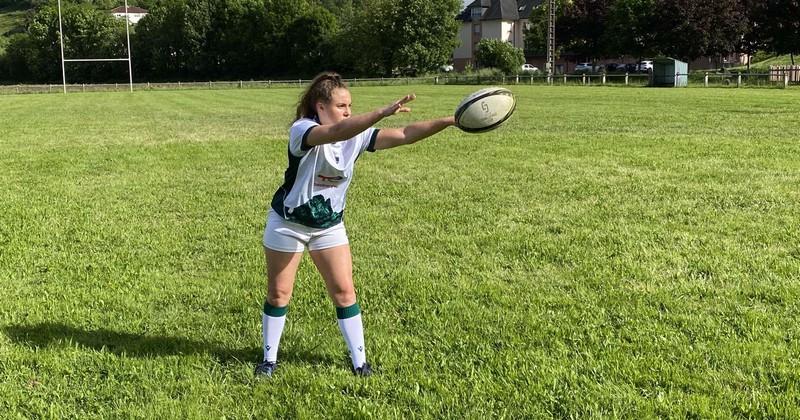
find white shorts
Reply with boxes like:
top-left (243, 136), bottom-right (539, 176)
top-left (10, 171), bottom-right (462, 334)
top-left (262, 209), bottom-right (349, 252)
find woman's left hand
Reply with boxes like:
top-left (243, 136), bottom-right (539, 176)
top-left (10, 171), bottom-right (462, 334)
top-left (382, 94), bottom-right (416, 117)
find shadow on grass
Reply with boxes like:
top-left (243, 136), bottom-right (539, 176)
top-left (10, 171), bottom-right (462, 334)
top-left (3, 322), bottom-right (339, 366)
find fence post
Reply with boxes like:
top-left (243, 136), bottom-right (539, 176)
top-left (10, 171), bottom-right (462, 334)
top-left (704, 72), bottom-right (708, 87)
top-left (178, 81), bottom-right (181, 88)
top-left (82, 84), bottom-right (85, 92)
top-left (737, 74), bottom-right (741, 88)
top-left (515, 75), bottom-right (519, 84)
top-left (209, 81), bottom-right (212, 89)
top-left (785, 73), bottom-right (790, 88)
top-left (563, 75), bottom-right (567, 84)
top-left (582, 74), bottom-right (586, 85)
top-left (625, 73), bottom-right (629, 85)
top-left (602, 73), bottom-right (606, 85)
top-left (239, 80), bottom-right (243, 89)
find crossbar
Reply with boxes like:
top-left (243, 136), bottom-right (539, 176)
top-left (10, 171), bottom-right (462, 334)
top-left (58, 0), bottom-right (134, 93)
top-left (64, 58), bottom-right (130, 62)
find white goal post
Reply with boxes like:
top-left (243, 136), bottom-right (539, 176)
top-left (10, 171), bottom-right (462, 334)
top-left (57, 0), bottom-right (134, 93)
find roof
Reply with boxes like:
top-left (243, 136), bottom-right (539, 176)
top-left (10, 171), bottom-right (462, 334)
top-left (483, 0), bottom-right (519, 20)
top-left (110, 6), bottom-right (148, 14)
top-left (458, 0), bottom-right (542, 22)
top-left (516, 0), bottom-right (542, 20)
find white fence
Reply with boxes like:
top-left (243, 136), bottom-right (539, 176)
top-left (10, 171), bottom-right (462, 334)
top-left (0, 72), bottom-right (794, 95)
top-left (770, 65), bottom-right (800, 83)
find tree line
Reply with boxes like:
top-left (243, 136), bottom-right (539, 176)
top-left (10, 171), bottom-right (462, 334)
top-left (525, 0), bottom-right (800, 65)
top-left (1, 0), bottom-right (798, 83)
top-left (0, 0), bottom-right (461, 83)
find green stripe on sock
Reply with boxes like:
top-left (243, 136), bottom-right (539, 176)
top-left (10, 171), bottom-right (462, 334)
top-left (263, 301), bottom-right (288, 317)
top-left (336, 303), bottom-right (361, 319)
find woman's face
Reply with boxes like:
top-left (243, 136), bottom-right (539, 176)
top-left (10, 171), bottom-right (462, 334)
top-left (316, 88), bottom-right (352, 125)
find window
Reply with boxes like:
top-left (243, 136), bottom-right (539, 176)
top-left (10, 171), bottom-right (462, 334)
top-left (473, 24), bottom-right (481, 34)
top-left (471, 7), bottom-right (483, 19)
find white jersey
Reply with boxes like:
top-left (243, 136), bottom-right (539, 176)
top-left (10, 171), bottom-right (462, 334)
top-left (270, 118), bottom-right (379, 228)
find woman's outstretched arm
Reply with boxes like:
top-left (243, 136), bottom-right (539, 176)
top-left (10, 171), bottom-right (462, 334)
top-left (373, 116), bottom-right (456, 150)
top-left (306, 94), bottom-right (415, 147)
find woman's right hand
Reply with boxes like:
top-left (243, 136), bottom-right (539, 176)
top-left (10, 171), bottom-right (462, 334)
top-left (381, 94), bottom-right (416, 117)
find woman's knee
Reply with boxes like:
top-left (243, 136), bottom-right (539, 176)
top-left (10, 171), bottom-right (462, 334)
top-left (267, 288), bottom-right (293, 307)
top-left (329, 288), bottom-right (356, 307)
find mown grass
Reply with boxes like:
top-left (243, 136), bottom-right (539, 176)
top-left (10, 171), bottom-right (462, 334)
top-left (737, 54), bottom-right (799, 72)
top-left (1, 85), bottom-right (799, 418)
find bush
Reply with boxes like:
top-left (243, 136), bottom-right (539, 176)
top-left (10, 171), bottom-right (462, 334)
top-left (752, 50), bottom-right (775, 64)
top-left (475, 39), bottom-right (524, 75)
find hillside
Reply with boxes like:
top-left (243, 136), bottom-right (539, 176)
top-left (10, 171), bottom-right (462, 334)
top-left (745, 54), bottom-right (798, 71)
top-left (0, 4), bottom-right (27, 53)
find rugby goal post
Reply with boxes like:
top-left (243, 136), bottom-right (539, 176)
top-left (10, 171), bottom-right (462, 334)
top-left (57, 0), bottom-right (134, 93)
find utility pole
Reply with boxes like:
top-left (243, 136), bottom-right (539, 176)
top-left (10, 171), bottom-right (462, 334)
top-left (546, 0), bottom-right (556, 83)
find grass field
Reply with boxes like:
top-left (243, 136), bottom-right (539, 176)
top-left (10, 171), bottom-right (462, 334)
top-left (1, 85), bottom-right (799, 418)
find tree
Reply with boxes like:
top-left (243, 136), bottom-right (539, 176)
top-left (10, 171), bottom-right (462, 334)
top-left (341, 0), bottom-right (461, 76)
top-left (557, 0), bottom-right (614, 60)
top-left (649, 0), bottom-right (748, 61)
top-left (760, 0), bottom-right (800, 63)
top-left (475, 38), bottom-right (524, 74)
top-left (523, 0), bottom-right (569, 57)
top-left (131, 0), bottom-right (211, 80)
top-left (3, 2), bottom-right (127, 83)
top-left (284, 6), bottom-right (339, 77)
top-left (604, 0), bottom-right (657, 59)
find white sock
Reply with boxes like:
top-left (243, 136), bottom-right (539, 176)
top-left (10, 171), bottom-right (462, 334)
top-left (336, 303), bottom-right (366, 369)
top-left (262, 302), bottom-right (288, 363)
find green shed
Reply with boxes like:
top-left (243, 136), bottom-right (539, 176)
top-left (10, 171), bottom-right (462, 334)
top-left (651, 57), bottom-right (688, 87)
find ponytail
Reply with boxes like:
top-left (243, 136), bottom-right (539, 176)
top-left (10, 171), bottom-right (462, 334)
top-left (296, 72), bottom-right (348, 121)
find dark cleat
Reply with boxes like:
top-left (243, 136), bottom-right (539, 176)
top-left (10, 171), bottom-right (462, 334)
top-left (352, 363), bottom-right (372, 377)
top-left (254, 360), bottom-right (278, 377)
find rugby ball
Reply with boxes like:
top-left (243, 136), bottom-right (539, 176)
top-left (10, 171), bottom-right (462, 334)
top-left (454, 87), bottom-right (516, 133)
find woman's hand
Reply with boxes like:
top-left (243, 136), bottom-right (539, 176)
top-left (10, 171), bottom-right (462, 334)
top-left (381, 94), bottom-right (416, 117)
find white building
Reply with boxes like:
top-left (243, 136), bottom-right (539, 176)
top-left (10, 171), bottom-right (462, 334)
top-left (453, 0), bottom-right (539, 71)
top-left (111, 6), bottom-right (148, 24)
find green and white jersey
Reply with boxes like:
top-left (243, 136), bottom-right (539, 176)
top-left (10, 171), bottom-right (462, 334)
top-left (270, 118), bottom-right (379, 228)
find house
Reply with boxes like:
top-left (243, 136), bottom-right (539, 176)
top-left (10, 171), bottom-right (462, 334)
top-left (454, 1), bottom-right (750, 74)
top-left (453, 0), bottom-right (541, 71)
top-left (110, 6), bottom-right (148, 24)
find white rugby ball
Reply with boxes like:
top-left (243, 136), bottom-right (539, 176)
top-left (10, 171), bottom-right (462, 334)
top-left (454, 87), bottom-right (516, 133)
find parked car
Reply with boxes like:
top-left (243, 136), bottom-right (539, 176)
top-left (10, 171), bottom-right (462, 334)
top-left (440, 64), bottom-right (454, 72)
top-left (574, 62), bottom-right (594, 74)
top-left (624, 63), bottom-right (638, 73)
top-left (521, 63), bottom-right (539, 73)
top-left (392, 66), bottom-right (419, 77)
top-left (605, 63), bottom-right (623, 73)
top-left (637, 60), bottom-right (653, 72)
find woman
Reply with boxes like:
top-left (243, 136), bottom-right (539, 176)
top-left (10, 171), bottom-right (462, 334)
top-left (256, 72), bottom-right (455, 377)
